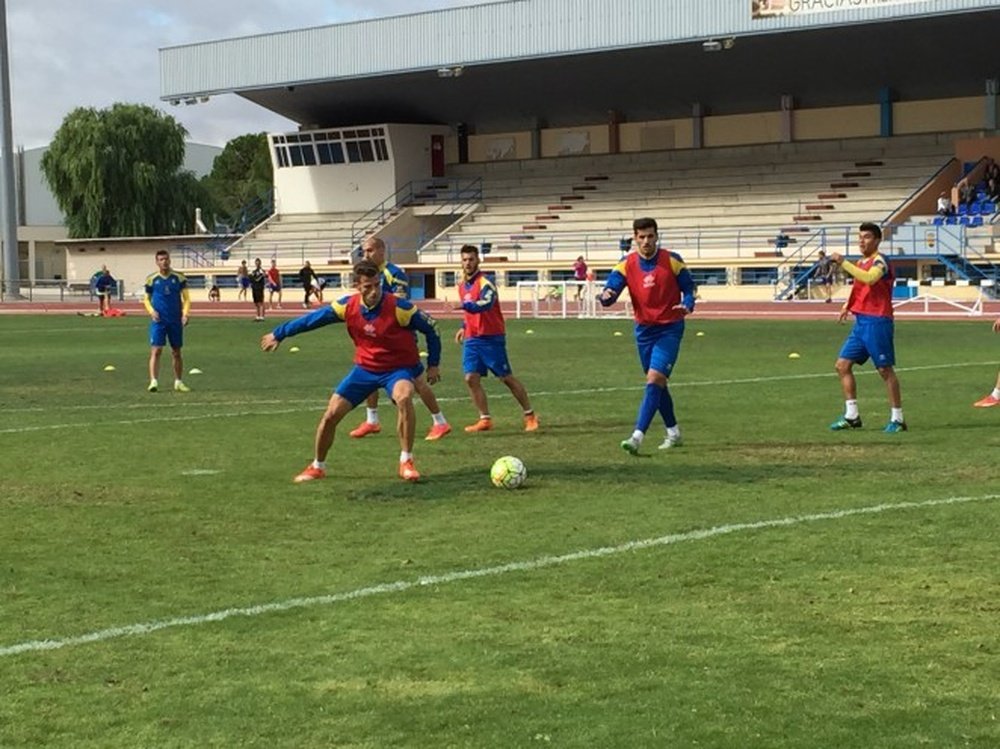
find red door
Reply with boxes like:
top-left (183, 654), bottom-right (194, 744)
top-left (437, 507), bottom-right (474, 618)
top-left (431, 135), bottom-right (445, 177)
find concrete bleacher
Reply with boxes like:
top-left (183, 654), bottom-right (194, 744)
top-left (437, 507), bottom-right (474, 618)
top-left (420, 134), bottom-right (956, 264)
top-left (224, 211), bottom-right (364, 264)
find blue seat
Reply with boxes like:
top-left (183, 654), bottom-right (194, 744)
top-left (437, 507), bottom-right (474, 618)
top-left (946, 215), bottom-right (958, 225)
top-left (981, 201), bottom-right (996, 215)
top-left (970, 216), bottom-right (984, 227)
top-left (932, 216), bottom-right (944, 226)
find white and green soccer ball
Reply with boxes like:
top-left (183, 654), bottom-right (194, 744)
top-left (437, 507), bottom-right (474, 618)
top-left (490, 455), bottom-right (527, 489)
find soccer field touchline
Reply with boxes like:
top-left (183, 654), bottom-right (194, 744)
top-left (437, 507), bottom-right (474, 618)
top-left (2, 492), bottom-right (997, 660)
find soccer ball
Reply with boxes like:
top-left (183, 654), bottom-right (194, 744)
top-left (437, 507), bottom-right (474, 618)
top-left (490, 455), bottom-right (527, 489)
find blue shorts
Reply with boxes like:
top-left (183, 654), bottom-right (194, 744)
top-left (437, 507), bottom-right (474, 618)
top-left (150, 320), bottom-right (183, 349)
top-left (239, 277), bottom-right (250, 289)
top-left (838, 314), bottom-right (895, 368)
top-left (635, 322), bottom-right (684, 378)
top-left (267, 283), bottom-right (280, 292)
top-left (335, 363), bottom-right (425, 407)
top-left (463, 336), bottom-right (513, 378)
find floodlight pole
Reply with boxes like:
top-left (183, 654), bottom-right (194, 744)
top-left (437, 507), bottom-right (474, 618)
top-left (0, 0), bottom-right (21, 300)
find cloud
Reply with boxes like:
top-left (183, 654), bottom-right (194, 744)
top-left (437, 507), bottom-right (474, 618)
top-left (6, 0), bottom-right (497, 149)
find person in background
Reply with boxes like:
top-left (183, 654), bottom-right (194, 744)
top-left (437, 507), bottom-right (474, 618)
top-left (236, 259), bottom-right (250, 301)
top-left (348, 236), bottom-right (451, 441)
top-left (456, 243), bottom-right (539, 434)
top-left (572, 255), bottom-right (588, 301)
top-left (143, 250), bottom-right (191, 393)
top-left (599, 217), bottom-right (695, 455)
top-left (828, 222), bottom-right (906, 433)
top-left (266, 259), bottom-right (283, 309)
top-left (208, 284), bottom-right (221, 302)
top-left (813, 250), bottom-right (835, 303)
top-left (298, 260), bottom-right (319, 308)
top-left (260, 260), bottom-right (442, 484)
top-left (972, 317), bottom-right (1000, 408)
top-left (249, 257), bottom-right (268, 321)
top-left (93, 265), bottom-right (116, 315)
top-left (936, 191), bottom-right (953, 216)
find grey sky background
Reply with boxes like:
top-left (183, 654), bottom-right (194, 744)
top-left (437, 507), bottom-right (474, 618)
top-left (6, 0), bottom-right (497, 150)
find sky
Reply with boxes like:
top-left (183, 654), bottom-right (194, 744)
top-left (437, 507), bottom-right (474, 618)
top-left (5, 0), bottom-right (499, 150)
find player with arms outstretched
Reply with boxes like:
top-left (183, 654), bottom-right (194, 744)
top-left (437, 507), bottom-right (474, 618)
top-left (260, 259), bottom-right (442, 484)
top-left (348, 236), bottom-right (451, 441)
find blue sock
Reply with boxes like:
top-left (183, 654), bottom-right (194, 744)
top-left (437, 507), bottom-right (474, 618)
top-left (658, 386), bottom-right (677, 429)
top-left (636, 383), bottom-right (663, 433)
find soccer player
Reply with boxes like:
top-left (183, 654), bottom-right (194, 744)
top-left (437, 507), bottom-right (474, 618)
top-left (93, 265), bottom-right (116, 315)
top-left (143, 250), bottom-right (191, 393)
top-left (599, 217), bottom-right (695, 455)
top-left (249, 257), bottom-right (267, 321)
top-left (348, 237), bottom-right (451, 441)
top-left (260, 259), bottom-right (442, 484)
top-left (972, 317), bottom-right (1000, 407)
top-left (266, 258), bottom-right (283, 310)
top-left (455, 244), bottom-right (539, 433)
top-left (828, 222), bottom-right (906, 432)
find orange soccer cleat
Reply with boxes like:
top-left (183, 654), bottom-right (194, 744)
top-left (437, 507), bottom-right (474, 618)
top-left (398, 459), bottom-right (421, 482)
top-left (349, 421), bottom-right (381, 438)
top-left (973, 393), bottom-right (1000, 408)
top-left (523, 413), bottom-right (539, 432)
top-left (425, 423), bottom-right (452, 441)
top-left (293, 464), bottom-right (326, 483)
top-left (464, 418), bottom-right (493, 433)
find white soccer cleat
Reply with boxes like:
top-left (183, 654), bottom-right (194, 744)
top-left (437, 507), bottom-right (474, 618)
top-left (657, 434), bottom-right (683, 450)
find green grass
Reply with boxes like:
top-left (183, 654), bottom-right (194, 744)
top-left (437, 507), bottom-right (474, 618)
top-left (1, 314), bottom-right (998, 748)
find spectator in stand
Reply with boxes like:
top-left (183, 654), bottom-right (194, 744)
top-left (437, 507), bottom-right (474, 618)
top-left (236, 260), bottom-right (250, 301)
top-left (93, 265), bottom-right (116, 315)
top-left (936, 191), bottom-right (953, 216)
top-left (249, 257), bottom-right (268, 321)
top-left (984, 158), bottom-right (1000, 201)
top-left (572, 255), bottom-right (588, 301)
top-left (298, 261), bottom-right (319, 308)
top-left (972, 317), bottom-right (1000, 408)
top-left (266, 259), bottom-right (283, 309)
top-left (958, 179), bottom-right (974, 209)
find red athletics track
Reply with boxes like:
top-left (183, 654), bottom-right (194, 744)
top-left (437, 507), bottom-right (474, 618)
top-left (1, 298), bottom-right (997, 321)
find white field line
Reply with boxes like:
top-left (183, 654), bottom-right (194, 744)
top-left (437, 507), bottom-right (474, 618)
top-left (2, 360), bottom-right (997, 433)
top-left (2, 492), bottom-right (996, 659)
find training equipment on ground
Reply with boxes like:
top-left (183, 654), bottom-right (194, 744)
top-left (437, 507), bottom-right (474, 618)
top-left (189, 368), bottom-right (203, 374)
top-left (695, 331), bottom-right (705, 337)
top-left (103, 365), bottom-right (116, 372)
top-left (289, 346), bottom-right (300, 352)
top-left (490, 456), bottom-right (527, 489)
top-left (787, 352), bottom-right (800, 359)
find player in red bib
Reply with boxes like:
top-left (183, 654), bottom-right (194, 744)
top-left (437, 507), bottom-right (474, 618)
top-left (260, 260), bottom-right (442, 483)
top-left (829, 222), bottom-right (907, 433)
top-left (455, 244), bottom-right (539, 433)
top-left (599, 217), bottom-right (696, 455)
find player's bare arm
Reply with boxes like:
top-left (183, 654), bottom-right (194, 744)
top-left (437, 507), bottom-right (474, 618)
top-left (260, 333), bottom-right (281, 352)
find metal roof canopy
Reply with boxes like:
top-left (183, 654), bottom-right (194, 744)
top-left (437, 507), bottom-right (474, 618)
top-left (165, 7), bottom-right (1000, 133)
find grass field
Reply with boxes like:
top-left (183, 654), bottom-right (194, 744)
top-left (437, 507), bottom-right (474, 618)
top-left (1, 313), bottom-right (998, 748)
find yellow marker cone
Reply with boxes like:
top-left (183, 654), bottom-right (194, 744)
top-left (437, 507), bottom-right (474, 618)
top-left (788, 352), bottom-right (801, 359)
top-left (103, 365), bottom-right (116, 372)
top-left (696, 331), bottom-right (705, 337)
top-left (289, 346), bottom-right (300, 353)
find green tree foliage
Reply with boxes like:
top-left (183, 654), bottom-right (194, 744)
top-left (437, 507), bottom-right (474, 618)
top-left (201, 133), bottom-right (273, 227)
top-left (41, 103), bottom-right (208, 238)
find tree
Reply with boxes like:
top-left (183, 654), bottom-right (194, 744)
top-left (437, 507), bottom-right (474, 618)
top-left (41, 103), bottom-right (203, 238)
top-left (201, 133), bottom-right (273, 228)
